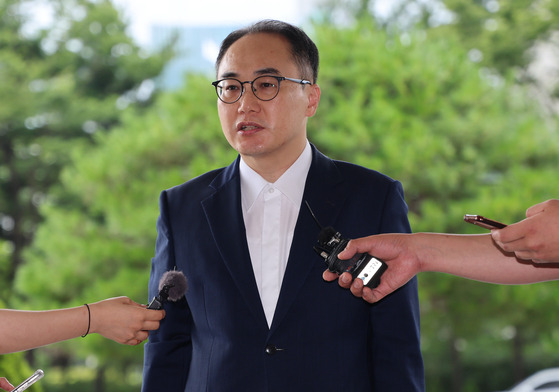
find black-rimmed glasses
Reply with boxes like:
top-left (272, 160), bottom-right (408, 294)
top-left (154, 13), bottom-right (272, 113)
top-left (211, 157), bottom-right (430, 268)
top-left (211, 75), bottom-right (311, 104)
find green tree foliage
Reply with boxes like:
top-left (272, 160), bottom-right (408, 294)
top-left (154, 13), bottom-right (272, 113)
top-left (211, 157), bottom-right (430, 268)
top-left (318, 0), bottom-right (559, 122)
top-left (0, 0), bottom-right (173, 301)
top-left (321, 0), bottom-right (559, 71)
top-left (431, 0), bottom-right (559, 73)
top-left (311, 21), bottom-right (559, 229)
top-left (14, 75), bottom-right (236, 387)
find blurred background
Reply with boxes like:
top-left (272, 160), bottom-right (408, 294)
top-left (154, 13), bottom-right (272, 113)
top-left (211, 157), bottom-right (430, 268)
top-left (1, 0), bottom-right (558, 391)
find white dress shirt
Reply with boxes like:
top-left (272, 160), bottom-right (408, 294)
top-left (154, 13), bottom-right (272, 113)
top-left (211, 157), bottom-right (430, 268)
top-left (240, 141), bottom-right (312, 327)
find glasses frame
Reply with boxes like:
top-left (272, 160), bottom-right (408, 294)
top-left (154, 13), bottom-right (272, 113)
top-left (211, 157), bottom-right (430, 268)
top-left (211, 75), bottom-right (311, 104)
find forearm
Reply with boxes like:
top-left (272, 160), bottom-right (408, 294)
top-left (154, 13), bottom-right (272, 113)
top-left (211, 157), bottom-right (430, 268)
top-left (415, 233), bottom-right (559, 284)
top-left (0, 306), bottom-right (89, 354)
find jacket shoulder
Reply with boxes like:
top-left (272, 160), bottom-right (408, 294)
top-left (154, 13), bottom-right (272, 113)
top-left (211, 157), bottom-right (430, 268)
top-left (333, 159), bottom-right (401, 188)
top-left (164, 167), bottom-right (227, 198)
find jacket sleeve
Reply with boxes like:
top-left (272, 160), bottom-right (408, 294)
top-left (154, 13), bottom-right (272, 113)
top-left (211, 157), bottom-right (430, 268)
top-left (369, 180), bottom-right (425, 391)
top-left (142, 190), bottom-right (192, 392)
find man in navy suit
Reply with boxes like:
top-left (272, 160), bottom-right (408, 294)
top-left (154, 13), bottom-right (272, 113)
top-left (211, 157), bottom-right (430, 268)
top-left (142, 19), bottom-right (424, 391)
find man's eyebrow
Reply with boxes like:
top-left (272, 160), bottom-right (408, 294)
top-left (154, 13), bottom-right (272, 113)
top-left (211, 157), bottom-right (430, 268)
top-left (218, 68), bottom-right (282, 79)
top-left (255, 67), bottom-right (281, 76)
top-left (219, 71), bottom-right (238, 79)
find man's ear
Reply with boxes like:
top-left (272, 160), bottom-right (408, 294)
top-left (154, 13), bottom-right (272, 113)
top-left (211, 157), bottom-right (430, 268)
top-left (306, 84), bottom-right (321, 117)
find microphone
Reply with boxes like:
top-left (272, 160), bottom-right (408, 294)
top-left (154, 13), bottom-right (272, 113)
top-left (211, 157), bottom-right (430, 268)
top-left (147, 270), bottom-right (188, 310)
top-left (305, 201), bottom-right (387, 289)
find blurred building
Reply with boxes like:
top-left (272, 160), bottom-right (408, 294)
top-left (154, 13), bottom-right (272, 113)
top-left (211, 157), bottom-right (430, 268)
top-left (144, 0), bottom-right (322, 89)
top-left (150, 24), bottom-right (242, 89)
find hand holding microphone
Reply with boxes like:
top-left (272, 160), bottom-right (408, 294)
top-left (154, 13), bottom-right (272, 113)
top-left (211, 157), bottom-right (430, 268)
top-left (87, 297), bottom-right (166, 345)
top-left (0, 296), bottom-right (167, 355)
top-left (86, 270), bottom-right (187, 344)
top-left (0, 271), bottom-right (185, 362)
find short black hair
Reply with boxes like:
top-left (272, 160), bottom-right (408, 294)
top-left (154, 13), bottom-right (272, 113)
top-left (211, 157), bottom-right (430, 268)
top-left (215, 19), bottom-right (319, 84)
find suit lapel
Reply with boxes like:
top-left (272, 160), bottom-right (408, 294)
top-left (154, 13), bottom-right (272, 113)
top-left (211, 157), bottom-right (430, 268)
top-left (270, 146), bottom-right (347, 334)
top-left (201, 148), bottom-right (348, 332)
top-left (201, 159), bottom-right (267, 324)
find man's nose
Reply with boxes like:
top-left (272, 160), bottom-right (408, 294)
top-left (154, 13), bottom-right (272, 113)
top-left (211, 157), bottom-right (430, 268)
top-left (237, 84), bottom-right (260, 111)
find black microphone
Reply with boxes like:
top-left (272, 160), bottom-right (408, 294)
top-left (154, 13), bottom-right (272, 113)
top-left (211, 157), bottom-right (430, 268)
top-left (147, 270), bottom-right (188, 310)
top-left (305, 201), bottom-right (387, 289)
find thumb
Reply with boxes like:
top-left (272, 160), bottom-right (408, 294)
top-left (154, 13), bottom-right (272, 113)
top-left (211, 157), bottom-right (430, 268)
top-left (338, 238), bottom-right (372, 260)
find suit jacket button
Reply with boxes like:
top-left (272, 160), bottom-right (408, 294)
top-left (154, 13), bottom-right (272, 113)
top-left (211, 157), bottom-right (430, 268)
top-left (265, 345), bottom-right (277, 355)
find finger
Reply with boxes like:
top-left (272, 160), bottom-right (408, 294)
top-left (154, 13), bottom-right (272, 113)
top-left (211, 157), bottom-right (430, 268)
top-left (362, 287), bottom-right (377, 303)
top-left (338, 238), bottom-right (373, 260)
top-left (142, 320), bottom-right (162, 331)
top-left (368, 284), bottom-right (392, 303)
top-left (322, 270), bottom-right (338, 282)
top-left (136, 330), bottom-right (149, 341)
top-left (491, 223), bottom-right (525, 245)
top-left (349, 278), bottom-right (365, 297)
top-left (338, 272), bottom-right (353, 288)
top-left (0, 378), bottom-right (15, 391)
top-left (124, 330), bottom-right (148, 345)
top-left (492, 229), bottom-right (530, 254)
top-left (525, 200), bottom-right (547, 218)
top-left (513, 250), bottom-right (536, 261)
top-left (145, 309), bottom-right (165, 321)
top-left (125, 338), bottom-right (142, 346)
top-left (337, 240), bottom-right (359, 259)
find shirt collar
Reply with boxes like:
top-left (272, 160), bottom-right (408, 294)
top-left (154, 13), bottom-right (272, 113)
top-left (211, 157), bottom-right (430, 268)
top-left (240, 141), bottom-right (312, 211)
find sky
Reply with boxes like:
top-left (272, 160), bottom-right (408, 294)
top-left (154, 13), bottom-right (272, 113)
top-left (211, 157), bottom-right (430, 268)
top-left (111, 0), bottom-right (320, 47)
top-left (25, 0), bottom-right (395, 49)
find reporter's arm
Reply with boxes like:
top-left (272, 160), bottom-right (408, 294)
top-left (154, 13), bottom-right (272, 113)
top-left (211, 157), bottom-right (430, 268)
top-left (413, 233), bottom-right (559, 282)
top-left (0, 296), bottom-right (165, 354)
top-left (324, 233), bottom-right (559, 303)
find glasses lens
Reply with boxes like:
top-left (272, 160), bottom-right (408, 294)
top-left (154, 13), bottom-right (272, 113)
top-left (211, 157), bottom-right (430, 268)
top-left (216, 79), bottom-right (242, 103)
top-left (252, 76), bottom-right (280, 101)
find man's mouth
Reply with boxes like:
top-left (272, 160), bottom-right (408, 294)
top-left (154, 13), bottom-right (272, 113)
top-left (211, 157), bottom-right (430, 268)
top-left (241, 125), bottom-right (259, 131)
top-left (237, 122), bottom-right (263, 133)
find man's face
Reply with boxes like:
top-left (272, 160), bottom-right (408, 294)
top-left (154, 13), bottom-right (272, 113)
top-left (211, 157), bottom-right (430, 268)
top-left (216, 33), bottom-right (320, 166)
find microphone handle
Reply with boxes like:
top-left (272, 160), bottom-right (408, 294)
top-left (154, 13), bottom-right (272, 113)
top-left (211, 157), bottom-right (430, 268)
top-left (146, 283), bottom-right (173, 309)
top-left (147, 295), bottom-right (163, 310)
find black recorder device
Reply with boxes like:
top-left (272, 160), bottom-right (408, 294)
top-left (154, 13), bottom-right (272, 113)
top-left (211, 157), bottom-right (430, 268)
top-left (306, 202), bottom-right (387, 289)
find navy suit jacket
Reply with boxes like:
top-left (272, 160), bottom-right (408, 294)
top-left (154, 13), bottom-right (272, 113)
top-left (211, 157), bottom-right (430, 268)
top-left (142, 145), bottom-right (424, 392)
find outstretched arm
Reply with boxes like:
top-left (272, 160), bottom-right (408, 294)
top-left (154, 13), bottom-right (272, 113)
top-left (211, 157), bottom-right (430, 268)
top-left (324, 233), bottom-right (559, 303)
top-left (0, 296), bottom-right (165, 354)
